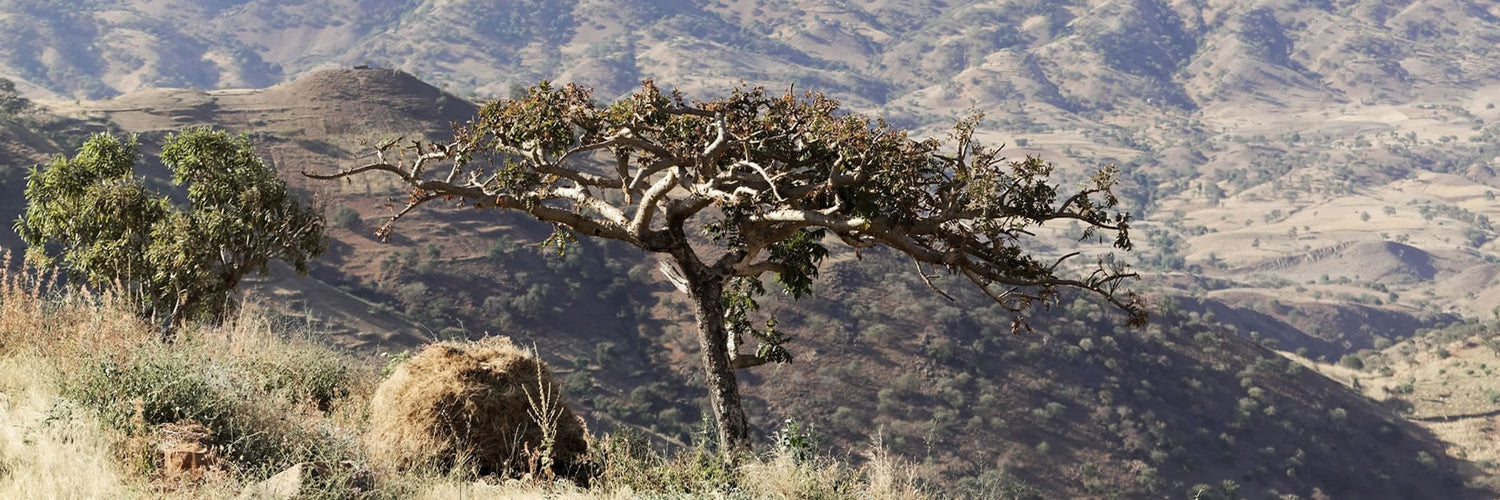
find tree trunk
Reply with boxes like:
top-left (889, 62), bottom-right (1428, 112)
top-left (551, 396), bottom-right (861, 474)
top-left (686, 273), bottom-right (753, 452)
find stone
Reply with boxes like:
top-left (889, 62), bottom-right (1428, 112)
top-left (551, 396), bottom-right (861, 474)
top-left (154, 421), bottom-right (216, 484)
top-left (238, 461), bottom-right (373, 499)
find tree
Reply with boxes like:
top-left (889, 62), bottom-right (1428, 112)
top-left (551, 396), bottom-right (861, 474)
top-left (16, 127), bottom-right (326, 327)
top-left (307, 81), bottom-right (1142, 451)
top-left (0, 78), bottom-right (31, 115)
top-left (331, 206), bottom-right (364, 231)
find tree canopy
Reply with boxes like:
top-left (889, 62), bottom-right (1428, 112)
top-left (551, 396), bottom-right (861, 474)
top-left (308, 81), bottom-right (1141, 451)
top-left (17, 127), bottom-right (326, 327)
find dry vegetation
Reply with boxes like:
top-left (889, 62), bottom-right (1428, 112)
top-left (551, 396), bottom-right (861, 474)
top-left (1294, 319), bottom-right (1500, 491)
top-left (365, 336), bottom-right (588, 475)
top-left (0, 254), bottom-right (930, 499)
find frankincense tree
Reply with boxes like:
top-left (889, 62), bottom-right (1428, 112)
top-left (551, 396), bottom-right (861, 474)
top-left (307, 81), bottom-right (1143, 451)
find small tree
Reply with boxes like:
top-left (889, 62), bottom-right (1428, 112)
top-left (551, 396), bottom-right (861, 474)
top-left (16, 127), bottom-right (326, 327)
top-left (0, 78), bottom-right (30, 115)
top-left (331, 206), bottom-right (364, 231)
top-left (308, 82), bottom-right (1142, 450)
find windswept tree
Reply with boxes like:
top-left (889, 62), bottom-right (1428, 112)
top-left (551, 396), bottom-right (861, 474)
top-left (16, 127), bottom-right (327, 327)
top-left (307, 82), bottom-right (1143, 451)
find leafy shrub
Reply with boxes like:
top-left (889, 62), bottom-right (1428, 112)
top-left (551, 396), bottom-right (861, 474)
top-left (62, 315), bottom-right (368, 477)
top-left (331, 206), bottom-right (363, 231)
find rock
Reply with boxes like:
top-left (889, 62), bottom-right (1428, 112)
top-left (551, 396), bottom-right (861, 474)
top-left (238, 463), bottom-right (309, 500)
top-left (238, 461), bottom-right (372, 499)
top-left (154, 421), bottom-right (216, 484)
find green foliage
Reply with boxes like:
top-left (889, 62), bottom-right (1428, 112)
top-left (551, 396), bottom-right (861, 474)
top-left (63, 332), bottom-right (365, 476)
top-left (448, 80), bottom-right (1139, 341)
top-left (1415, 451), bottom-right (1438, 470)
top-left (594, 429), bottom-right (741, 494)
top-left (1237, 8), bottom-right (1292, 63)
top-left (724, 277), bottom-right (794, 365)
top-left (331, 206), bottom-right (363, 231)
top-left (771, 417), bottom-right (819, 465)
top-left (15, 133), bottom-right (170, 297)
top-left (380, 349), bottom-right (413, 379)
top-left (16, 128), bottom-right (326, 325)
top-left (320, 78), bottom-right (1139, 451)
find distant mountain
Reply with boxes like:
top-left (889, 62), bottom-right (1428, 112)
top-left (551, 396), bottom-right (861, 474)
top-left (4, 1), bottom-right (1493, 107)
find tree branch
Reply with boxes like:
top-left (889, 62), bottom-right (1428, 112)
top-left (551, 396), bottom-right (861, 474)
top-left (630, 169), bottom-right (679, 237)
top-left (302, 163), bottom-right (412, 182)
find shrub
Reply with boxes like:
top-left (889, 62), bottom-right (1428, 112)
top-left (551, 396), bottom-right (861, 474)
top-left (331, 206), bottom-right (363, 231)
top-left (1416, 451), bottom-right (1438, 470)
top-left (956, 469), bottom-right (1041, 499)
top-left (61, 307), bottom-right (369, 477)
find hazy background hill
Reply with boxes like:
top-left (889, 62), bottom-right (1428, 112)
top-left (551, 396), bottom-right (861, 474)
top-left (6, 0), bottom-right (1499, 376)
top-left (4, 0), bottom-right (1500, 496)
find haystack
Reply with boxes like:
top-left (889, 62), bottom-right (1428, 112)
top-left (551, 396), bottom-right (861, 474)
top-left (365, 336), bottom-right (588, 474)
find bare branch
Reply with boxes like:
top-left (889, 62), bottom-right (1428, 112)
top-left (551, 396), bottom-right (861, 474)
top-left (701, 112), bottom-right (730, 179)
top-left (550, 185), bottom-right (628, 225)
top-left (1049, 252), bottom-right (1081, 272)
top-left (913, 259), bottom-right (957, 302)
top-left (746, 209), bottom-right (871, 233)
top-left (374, 192), bottom-right (439, 241)
top-left (735, 160), bottom-right (786, 201)
top-left (302, 162), bottom-right (412, 182)
top-left (627, 157), bottom-right (690, 194)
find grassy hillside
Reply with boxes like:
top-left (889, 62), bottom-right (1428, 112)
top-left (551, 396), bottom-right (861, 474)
top-left (1302, 319), bottom-right (1500, 491)
top-left (0, 258), bottom-right (937, 499)
top-left (1, 242), bottom-right (1488, 498)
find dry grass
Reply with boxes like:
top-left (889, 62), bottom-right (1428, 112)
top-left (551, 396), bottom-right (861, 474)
top-left (1283, 327), bottom-right (1500, 491)
top-left (1, 255), bottom-right (934, 498)
top-left (411, 478), bottom-right (619, 500)
top-left (0, 252), bottom-right (156, 362)
top-left (0, 355), bottom-right (140, 498)
top-left (365, 336), bottom-right (588, 475)
top-left (848, 437), bottom-right (924, 500)
top-left (0, 255), bottom-right (374, 496)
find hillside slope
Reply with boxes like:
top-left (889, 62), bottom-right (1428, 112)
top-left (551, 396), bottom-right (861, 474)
top-left (8, 0), bottom-right (1500, 354)
top-left (0, 67), bottom-right (1484, 496)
